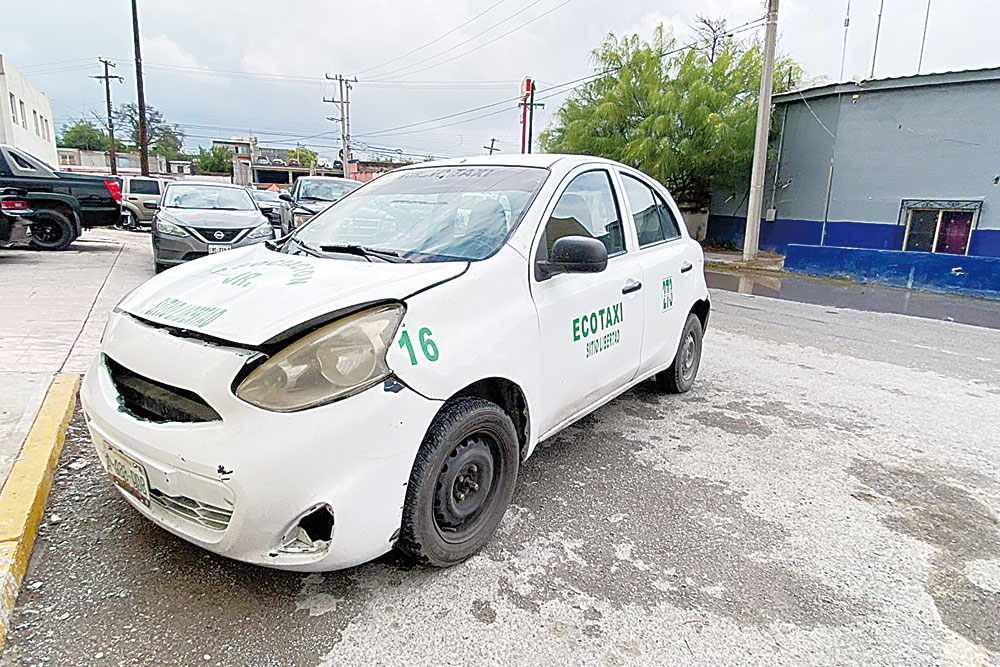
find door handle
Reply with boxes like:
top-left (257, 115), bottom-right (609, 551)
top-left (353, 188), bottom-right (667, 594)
top-left (680, 262), bottom-right (693, 273)
top-left (622, 279), bottom-right (642, 294)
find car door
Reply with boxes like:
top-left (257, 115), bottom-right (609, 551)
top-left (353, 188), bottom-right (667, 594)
top-left (616, 170), bottom-right (692, 377)
top-left (530, 167), bottom-right (644, 434)
top-left (126, 177), bottom-right (162, 221)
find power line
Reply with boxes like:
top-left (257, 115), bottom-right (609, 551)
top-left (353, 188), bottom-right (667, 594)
top-left (367, 0), bottom-right (565, 81)
top-left (352, 0), bottom-right (509, 77)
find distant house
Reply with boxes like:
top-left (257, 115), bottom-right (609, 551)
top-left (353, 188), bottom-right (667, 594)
top-left (58, 147), bottom-right (167, 175)
top-left (708, 67), bottom-right (1000, 259)
top-left (0, 54), bottom-right (57, 166)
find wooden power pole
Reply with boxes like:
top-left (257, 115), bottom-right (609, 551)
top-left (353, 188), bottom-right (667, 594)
top-left (130, 0), bottom-right (150, 175)
top-left (92, 58), bottom-right (123, 175)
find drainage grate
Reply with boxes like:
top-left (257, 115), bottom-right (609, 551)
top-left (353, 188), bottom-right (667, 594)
top-left (150, 489), bottom-right (233, 532)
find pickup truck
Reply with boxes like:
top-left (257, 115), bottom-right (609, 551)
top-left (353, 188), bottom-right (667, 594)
top-left (0, 144), bottom-right (123, 250)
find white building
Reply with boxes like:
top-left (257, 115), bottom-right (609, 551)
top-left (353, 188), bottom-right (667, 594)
top-left (0, 55), bottom-right (57, 166)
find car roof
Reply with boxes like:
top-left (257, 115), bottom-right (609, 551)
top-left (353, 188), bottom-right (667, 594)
top-left (297, 176), bottom-right (356, 182)
top-left (394, 153), bottom-right (620, 172)
top-left (165, 181), bottom-right (247, 189)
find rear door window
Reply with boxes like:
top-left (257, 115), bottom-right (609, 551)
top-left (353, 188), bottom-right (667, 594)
top-left (130, 179), bottom-right (161, 195)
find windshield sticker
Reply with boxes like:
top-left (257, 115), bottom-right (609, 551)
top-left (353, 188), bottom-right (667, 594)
top-left (573, 302), bottom-right (623, 359)
top-left (662, 277), bottom-right (674, 311)
top-left (143, 297), bottom-right (227, 328)
top-left (207, 258), bottom-right (315, 287)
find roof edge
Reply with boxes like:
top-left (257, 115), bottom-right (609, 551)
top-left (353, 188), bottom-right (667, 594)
top-left (773, 65), bottom-right (1000, 104)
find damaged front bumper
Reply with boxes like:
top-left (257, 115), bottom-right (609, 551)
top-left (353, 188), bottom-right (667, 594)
top-left (80, 311), bottom-right (442, 571)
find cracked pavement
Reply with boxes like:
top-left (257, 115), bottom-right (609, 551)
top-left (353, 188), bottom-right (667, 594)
top-left (4, 286), bottom-right (999, 666)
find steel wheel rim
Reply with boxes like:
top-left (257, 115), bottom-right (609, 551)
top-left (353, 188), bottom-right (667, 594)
top-left (433, 433), bottom-right (500, 543)
top-left (681, 331), bottom-right (698, 380)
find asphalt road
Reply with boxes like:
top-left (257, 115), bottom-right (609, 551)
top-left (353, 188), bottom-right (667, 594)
top-left (4, 283), bottom-right (1000, 665)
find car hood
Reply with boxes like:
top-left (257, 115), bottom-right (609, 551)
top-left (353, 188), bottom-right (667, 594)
top-left (159, 208), bottom-right (266, 229)
top-left (117, 243), bottom-right (467, 346)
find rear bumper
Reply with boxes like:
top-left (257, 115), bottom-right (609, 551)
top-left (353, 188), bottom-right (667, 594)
top-left (80, 312), bottom-right (443, 571)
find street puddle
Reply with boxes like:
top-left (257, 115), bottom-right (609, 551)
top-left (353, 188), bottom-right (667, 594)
top-left (706, 270), bottom-right (1000, 330)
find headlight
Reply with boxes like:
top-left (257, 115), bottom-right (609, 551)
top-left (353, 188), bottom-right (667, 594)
top-left (293, 213), bottom-right (311, 228)
top-left (247, 222), bottom-right (273, 239)
top-left (235, 304), bottom-right (404, 411)
top-left (155, 218), bottom-right (187, 237)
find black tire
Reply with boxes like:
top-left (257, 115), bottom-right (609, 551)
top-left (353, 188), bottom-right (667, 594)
top-left (398, 397), bottom-right (519, 567)
top-left (28, 209), bottom-right (77, 251)
top-left (656, 312), bottom-right (704, 394)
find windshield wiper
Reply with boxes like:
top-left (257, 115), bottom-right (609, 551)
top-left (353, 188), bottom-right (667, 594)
top-left (319, 244), bottom-right (411, 263)
top-left (291, 238), bottom-right (323, 256)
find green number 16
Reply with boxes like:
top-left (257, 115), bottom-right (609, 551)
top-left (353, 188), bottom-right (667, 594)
top-left (398, 327), bottom-right (439, 365)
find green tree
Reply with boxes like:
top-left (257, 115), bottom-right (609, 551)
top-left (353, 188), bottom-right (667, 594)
top-left (57, 119), bottom-right (110, 151)
top-left (287, 145), bottom-right (318, 167)
top-left (540, 26), bottom-right (800, 207)
top-left (114, 103), bottom-right (185, 161)
top-left (192, 146), bottom-right (233, 174)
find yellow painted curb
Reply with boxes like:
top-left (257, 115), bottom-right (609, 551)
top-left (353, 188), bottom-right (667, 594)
top-left (0, 373), bottom-right (79, 649)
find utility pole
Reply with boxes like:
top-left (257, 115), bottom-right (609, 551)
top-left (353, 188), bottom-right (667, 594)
top-left (92, 58), bottom-right (124, 175)
top-left (870, 0), bottom-right (885, 79)
top-left (130, 0), bottom-right (149, 175)
top-left (526, 81), bottom-right (543, 154)
top-left (917, 0), bottom-right (932, 73)
top-left (518, 77), bottom-right (544, 154)
top-left (839, 0), bottom-right (851, 81)
top-left (742, 0), bottom-right (779, 262)
top-left (484, 138), bottom-right (499, 154)
top-left (324, 74), bottom-right (355, 178)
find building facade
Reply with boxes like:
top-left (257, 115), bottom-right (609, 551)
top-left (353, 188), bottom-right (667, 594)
top-left (57, 148), bottom-right (168, 175)
top-left (0, 55), bottom-right (58, 166)
top-left (708, 67), bottom-right (1000, 259)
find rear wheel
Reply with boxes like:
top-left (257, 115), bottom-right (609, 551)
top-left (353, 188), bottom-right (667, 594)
top-left (656, 312), bottom-right (703, 393)
top-left (398, 397), bottom-right (519, 567)
top-left (28, 209), bottom-right (77, 251)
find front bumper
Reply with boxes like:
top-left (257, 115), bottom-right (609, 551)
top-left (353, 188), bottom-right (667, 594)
top-left (80, 312), bottom-right (442, 571)
top-left (153, 229), bottom-right (270, 266)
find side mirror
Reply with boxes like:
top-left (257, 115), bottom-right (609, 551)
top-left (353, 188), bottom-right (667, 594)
top-left (537, 236), bottom-right (608, 278)
top-left (278, 192), bottom-right (294, 203)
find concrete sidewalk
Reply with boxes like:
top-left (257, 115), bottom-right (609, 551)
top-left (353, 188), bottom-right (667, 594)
top-left (704, 248), bottom-right (785, 271)
top-left (0, 229), bottom-right (153, 486)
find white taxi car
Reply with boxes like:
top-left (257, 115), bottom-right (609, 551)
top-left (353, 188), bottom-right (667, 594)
top-left (81, 154), bottom-right (710, 571)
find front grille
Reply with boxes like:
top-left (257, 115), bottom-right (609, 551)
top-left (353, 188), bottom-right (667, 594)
top-left (191, 227), bottom-right (244, 243)
top-left (105, 355), bottom-right (221, 423)
top-left (150, 489), bottom-right (232, 531)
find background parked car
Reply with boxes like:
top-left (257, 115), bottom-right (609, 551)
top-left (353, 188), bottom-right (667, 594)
top-left (0, 144), bottom-right (122, 250)
top-left (152, 182), bottom-right (274, 273)
top-left (282, 176), bottom-right (361, 228)
top-left (0, 188), bottom-right (33, 247)
top-left (120, 176), bottom-right (167, 230)
top-left (251, 188), bottom-right (292, 235)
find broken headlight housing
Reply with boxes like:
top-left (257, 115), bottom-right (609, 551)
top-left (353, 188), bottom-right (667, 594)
top-left (235, 304), bottom-right (403, 412)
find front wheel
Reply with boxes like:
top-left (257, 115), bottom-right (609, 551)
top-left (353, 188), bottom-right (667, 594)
top-left (656, 312), bottom-right (704, 393)
top-left (398, 397), bottom-right (519, 567)
top-left (28, 209), bottom-right (77, 251)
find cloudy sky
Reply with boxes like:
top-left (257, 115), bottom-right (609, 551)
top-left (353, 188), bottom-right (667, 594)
top-left (4, 0), bottom-right (998, 162)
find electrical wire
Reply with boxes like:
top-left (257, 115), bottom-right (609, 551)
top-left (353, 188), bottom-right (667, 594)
top-left (351, 0), bottom-right (509, 77)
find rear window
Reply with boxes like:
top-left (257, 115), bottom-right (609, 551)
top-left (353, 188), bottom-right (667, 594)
top-left (130, 179), bottom-right (160, 195)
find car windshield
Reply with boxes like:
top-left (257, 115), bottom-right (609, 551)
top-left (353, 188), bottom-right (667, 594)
top-left (292, 166), bottom-right (547, 262)
top-left (253, 191), bottom-right (280, 202)
top-left (297, 179), bottom-right (360, 201)
top-left (163, 185), bottom-right (256, 211)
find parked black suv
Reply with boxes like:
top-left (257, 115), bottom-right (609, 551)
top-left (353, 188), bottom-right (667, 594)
top-left (0, 144), bottom-right (123, 250)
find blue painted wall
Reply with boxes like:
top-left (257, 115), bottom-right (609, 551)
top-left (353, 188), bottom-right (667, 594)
top-left (784, 244), bottom-right (1000, 300)
top-left (707, 214), bottom-right (1000, 257)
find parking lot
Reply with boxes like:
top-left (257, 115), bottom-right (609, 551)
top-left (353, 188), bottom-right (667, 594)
top-left (1, 230), bottom-right (998, 665)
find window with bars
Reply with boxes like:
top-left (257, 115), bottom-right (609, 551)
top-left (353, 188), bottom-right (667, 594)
top-left (900, 200), bottom-right (981, 256)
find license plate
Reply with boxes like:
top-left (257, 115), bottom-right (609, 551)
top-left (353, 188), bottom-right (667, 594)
top-left (208, 244), bottom-right (232, 254)
top-left (106, 447), bottom-right (151, 506)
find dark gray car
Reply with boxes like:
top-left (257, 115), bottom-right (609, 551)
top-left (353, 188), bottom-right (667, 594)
top-left (152, 182), bottom-right (273, 273)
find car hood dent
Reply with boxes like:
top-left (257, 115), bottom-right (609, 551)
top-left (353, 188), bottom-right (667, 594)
top-left (118, 244), bottom-right (468, 345)
top-left (159, 208), bottom-right (266, 229)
